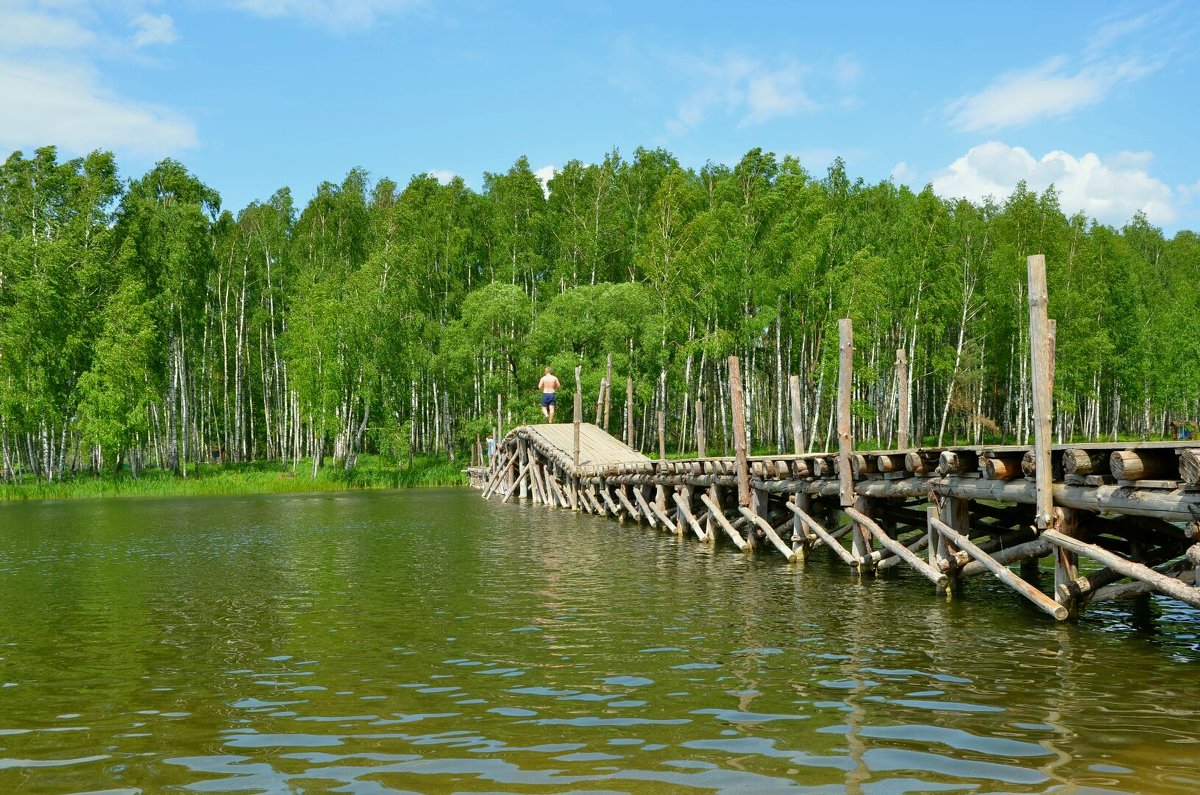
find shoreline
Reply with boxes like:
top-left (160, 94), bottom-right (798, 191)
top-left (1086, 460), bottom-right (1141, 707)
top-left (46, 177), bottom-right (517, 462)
top-left (0, 456), bottom-right (467, 503)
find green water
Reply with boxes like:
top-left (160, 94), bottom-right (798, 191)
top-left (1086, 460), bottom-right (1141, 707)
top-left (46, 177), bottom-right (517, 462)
top-left (0, 489), bottom-right (1197, 794)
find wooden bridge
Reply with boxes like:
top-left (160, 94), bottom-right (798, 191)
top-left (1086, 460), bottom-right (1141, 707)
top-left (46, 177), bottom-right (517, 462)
top-left (470, 256), bottom-right (1200, 622)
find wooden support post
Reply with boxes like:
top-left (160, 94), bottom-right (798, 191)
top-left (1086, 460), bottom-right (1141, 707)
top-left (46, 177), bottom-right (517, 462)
top-left (700, 492), bottom-right (748, 550)
top-left (930, 514), bottom-right (1068, 620)
top-left (1052, 506), bottom-right (1080, 617)
top-left (789, 374), bottom-right (804, 456)
top-left (695, 398), bottom-right (707, 459)
top-left (728, 356), bottom-right (752, 508)
top-left (896, 348), bottom-right (910, 449)
top-left (1027, 254), bottom-right (1054, 532)
top-left (847, 506), bottom-right (948, 591)
top-left (786, 502), bottom-right (857, 567)
top-left (791, 492), bottom-right (813, 559)
top-left (739, 506), bottom-right (796, 561)
top-left (517, 438), bottom-right (528, 500)
top-left (1044, 529), bottom-right (1200, 608)
top-left (497, 394), bottom-right (503, 448)
top-left (936, 496), bottom-right (969, 591)
top-left (850, 495), bottom-right (872, 569)
top-left (673, 490), bottom-right (708, 541)
top-left (501, 460), bottom-right (531, 504)
top-left (616, 486), bottom-right (641, 522)
top-left (837, 319), bottom-right (855, 508)
top-left (595, 379), bottom-right (605, 425)
top-left (633, 487), bottom-right (659, 529)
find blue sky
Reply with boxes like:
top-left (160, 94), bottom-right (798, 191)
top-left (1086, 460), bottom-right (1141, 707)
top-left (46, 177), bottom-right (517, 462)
top-left (2, 1), bottom-right (1198, 232)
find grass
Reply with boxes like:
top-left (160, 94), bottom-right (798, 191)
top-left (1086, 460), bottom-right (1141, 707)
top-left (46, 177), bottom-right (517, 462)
top-left (0, 455), bottom-right (467, 502)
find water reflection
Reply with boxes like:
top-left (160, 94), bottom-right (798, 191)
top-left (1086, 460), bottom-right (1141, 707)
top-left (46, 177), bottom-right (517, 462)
top-left (0, 489), bottom-right (1197, 793)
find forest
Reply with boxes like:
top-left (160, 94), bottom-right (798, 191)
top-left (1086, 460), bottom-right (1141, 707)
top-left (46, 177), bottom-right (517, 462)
top-left (1, 145), bottom-right (1198, 482)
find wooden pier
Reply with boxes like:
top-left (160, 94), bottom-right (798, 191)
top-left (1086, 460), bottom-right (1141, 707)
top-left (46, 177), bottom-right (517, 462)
top-left (469, 256), bottom-right (1200, 621)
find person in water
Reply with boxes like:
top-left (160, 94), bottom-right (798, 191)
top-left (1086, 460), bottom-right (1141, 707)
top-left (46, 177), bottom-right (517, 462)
top-left (538, 366), bottom-right (561, 422)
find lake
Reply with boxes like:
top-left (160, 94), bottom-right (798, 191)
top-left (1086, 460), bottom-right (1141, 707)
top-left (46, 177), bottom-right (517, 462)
top-left (1, 488), bottom-right (1197, 793)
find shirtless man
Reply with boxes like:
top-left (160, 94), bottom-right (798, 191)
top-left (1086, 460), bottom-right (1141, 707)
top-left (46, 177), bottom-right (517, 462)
top-left (538, 366), bottom-right (561, 423)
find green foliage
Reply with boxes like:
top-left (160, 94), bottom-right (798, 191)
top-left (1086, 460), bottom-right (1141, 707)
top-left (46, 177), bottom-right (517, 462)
top-left (1, 142), bottom-right (1198, 499)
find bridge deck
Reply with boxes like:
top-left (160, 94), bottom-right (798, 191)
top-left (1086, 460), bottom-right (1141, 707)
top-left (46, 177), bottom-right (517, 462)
top-left (522, 423), bottom-right (651, 469)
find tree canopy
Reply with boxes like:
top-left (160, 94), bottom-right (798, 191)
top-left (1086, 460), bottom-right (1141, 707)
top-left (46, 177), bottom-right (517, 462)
top-left (1, 144), bottom-right (1196, 480)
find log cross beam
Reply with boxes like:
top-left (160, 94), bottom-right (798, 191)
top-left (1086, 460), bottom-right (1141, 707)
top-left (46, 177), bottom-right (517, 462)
top-left (699, 493), bottom-right (748, 551)
top-left (1042, 529), bottom-right (1200, 609)
top-left (738, 506), bottom-right (796, 561)
top-left (930, 514), bottom-right (1068, 620)
top-left (847, 506), bottom-right (948, 591)
top-left (786, 502), bottom-right (858, 567)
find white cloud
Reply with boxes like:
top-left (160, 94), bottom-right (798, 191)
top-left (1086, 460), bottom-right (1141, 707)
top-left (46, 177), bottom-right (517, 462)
top-left (946, 56), bottom-right (1154, 132)
top-left (534, 165), bottom-right (556, 198)
top-left (0, 3), bottom-right (196, 157)
top-left (228, 0), bottom-right (424, 32)
top-left (429, 169), bottom-right (457, 185)
top-left (0, 7), bottom-right (96, 50)
top-left (931, 141), bottom-right (1175, 226)
top-left (666, 53), bottom-right (836, 135)
top-left (131, 13), bottom-right (177, 47)
top-left (944, 7), bottom-right (1171, 132)
top-left (890, 161), bottom-right (916, 183)
top-left (0, 57), bottom-right (197, 157)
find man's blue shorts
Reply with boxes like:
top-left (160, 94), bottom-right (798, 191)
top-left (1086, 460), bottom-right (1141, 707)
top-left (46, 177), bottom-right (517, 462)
top-left (541, 393), bottom-right (556, 407)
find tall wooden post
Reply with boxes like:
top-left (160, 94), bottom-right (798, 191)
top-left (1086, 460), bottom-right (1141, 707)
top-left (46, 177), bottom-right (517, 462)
top-left (626, 376), bottom-right (634, 448)
top-left (728, 356), bottom-right (752, 509)
top-left (594, 379), bottom-right (605, 425)
top-left (896, 348), bottom-right (910, 449)
top-left (573, 366), bottom-right (582, 468)
top-left (837, 319), bottom-right (855, 508)
top-left (838, 320), bottom-right (865, 565)
top-left (789, 374), bottom-right (804, 456)
top-left (657, 410), bottom-right (666, 461)
top-left (1029, 254), bottom-right (1073, 617)
top-left (1028, 255), bottom-right (1054, 532)
top-left (496, 394), bottom-right (503, 447)
top-left (695, 398), bottom-right (706, 459)
top-left (603, 353), bottom-right (613, 431)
